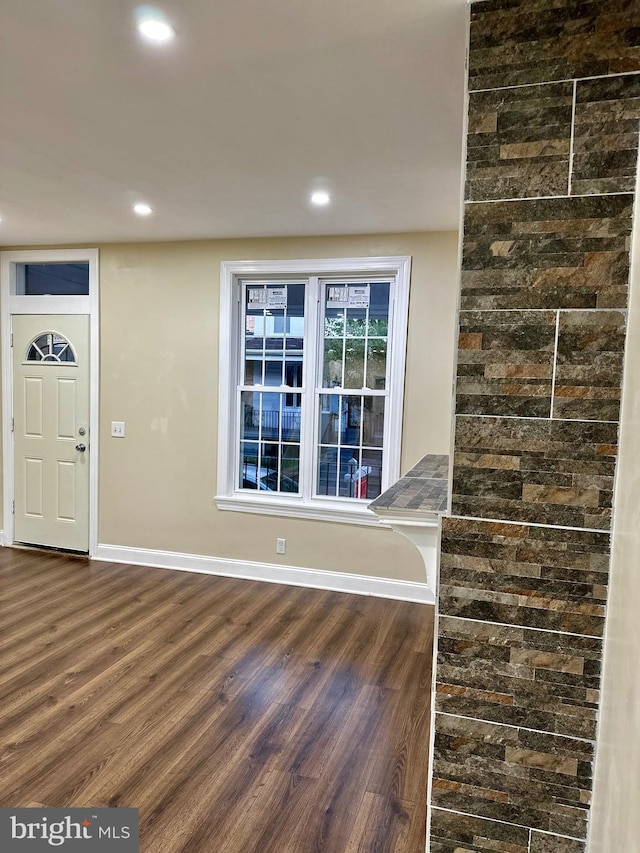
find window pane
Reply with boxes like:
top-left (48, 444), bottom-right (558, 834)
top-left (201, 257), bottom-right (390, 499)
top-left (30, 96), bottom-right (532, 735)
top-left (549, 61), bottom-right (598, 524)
top-left (362, 396), bottom-right (385, 447)
top-left (323, 336), bottom-right (344, 387)
top-left (281, 403), bottom-right (301, 443)
top-left (317, 395), bottom-right (362, 448)
top-left (17, 263), bottom-right (89, 296)
top-left (370, 285), bottom-right (390, 390)
top-left (322, 283), bottom-right (390, 391)
top-left (319, 395), bottom-right (340, 445)
top-left (360, 449), bottom-right (383, 499)
top-left (261, 442), bottom-right (280, 479)
top-left (244, 283), bottom-right (304, 388)
top-left (239, 442), bottom-right (259, 489)
top-left (239, 441), bottom-right (300, 494)
top-left (260, 396), bottom-right (283, 439)
top-left (369, 283), bottom-right (390, 334)
top-left (26, 333), bottom-right (76, 363)
top-left (316, 394), bottom-right (385, 498)
top-left (324, 310), bottom-right (345, 339)
top-left (284, 359), bottom-right (302, 388)
top-left (241, 391), bottom-right (300, 442)
top-left (342, 395), bottom-right (363, 447)
top-left (265, 309), bottom-right (285, 387)
top-left (238, 390), bottom-right (301, 494)
top-left (317, 394), bottom-right (386, 449)
top-left (244, 310), bottom-right (264, 385)
top-left (279, 445), bottom-right (300, 492)
top-left (366, 338), bottom-right (387, 389)
top-left (346, 309), bottom-right (367, 337)
top-left (316, 447), bottom-right (381, 499)
top-left (344, 338), bottom-right (365, 388)
top-left (240, 392), bottom-right (259, 441)
top-left (316, 446), bottom-right (340, 497)
top-left (286, 284), bottom-right (305, 332)
top-left (264, 359), bottom-right (283, 387)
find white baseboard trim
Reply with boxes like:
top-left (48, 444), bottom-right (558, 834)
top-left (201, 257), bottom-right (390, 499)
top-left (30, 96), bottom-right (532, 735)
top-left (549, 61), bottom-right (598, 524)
top-left (94, 543), bottom-right (434, 604)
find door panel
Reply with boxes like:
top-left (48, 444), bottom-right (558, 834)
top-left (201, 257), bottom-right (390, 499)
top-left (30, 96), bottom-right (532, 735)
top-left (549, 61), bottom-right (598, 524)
top-left (57, 461), bottom-right (77, 521)
top-left (13, 315), bottom-right (90, 551)
top-left (57, 379), bottom-right (77, 439)
top-left (24, 458), bottom-right (44, 516)
top-left (24, 377), bottom-right (44, 437)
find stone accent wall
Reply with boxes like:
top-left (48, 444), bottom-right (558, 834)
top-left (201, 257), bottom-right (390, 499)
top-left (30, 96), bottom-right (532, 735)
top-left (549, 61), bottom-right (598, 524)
top-left (430, 1), bottom-right (640, 851)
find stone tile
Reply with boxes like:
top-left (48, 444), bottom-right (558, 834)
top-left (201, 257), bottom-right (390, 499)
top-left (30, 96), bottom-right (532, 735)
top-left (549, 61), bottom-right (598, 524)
top-left (439, 517), bottom-right (610, 635)
top-left (573, 74), bottom-right (640, 195)
top-left (456, 310), bottom-right (556, 417)
top-left (430, 807), bottom-right (530, 853)
top-left (370, 477), bottom-right (448, 513)
top-left (452, 417), bottom-right (618, 529)
top-left (436, 616), bottom-right (602, 739)
top-left (461, 195), bottom-right (633, 310)
top-left (369, 453), bottom-right (449, 515)
top-left (403, 453), bottom-right (449, 480)
top-left (466, 83), bottom-right (573, 201)
top-left (469, 0), bottom-right (640, 91)
top-left (530, 830), bottom-right (586, 852)
top-left (432, 713), bottom-right (593, 838)
top-left (553, 310), bottom-right (627, 421)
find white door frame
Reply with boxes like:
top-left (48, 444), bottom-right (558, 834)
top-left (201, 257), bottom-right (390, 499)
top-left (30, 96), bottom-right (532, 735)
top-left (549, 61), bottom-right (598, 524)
top-left (0, 248), bottom-right (100, 555)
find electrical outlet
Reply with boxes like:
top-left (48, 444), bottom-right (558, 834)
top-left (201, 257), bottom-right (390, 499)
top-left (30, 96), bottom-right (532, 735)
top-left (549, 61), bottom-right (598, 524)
top-left (111, 421), bottom-right (126, 438)
top-left (276, 538), bottom-right (286, 555)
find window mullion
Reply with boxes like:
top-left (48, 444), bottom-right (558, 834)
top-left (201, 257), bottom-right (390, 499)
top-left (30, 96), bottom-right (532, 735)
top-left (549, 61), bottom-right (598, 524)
top-left (232, 281), bottom-right (244, 494)
top-left (300, 276), bottom-right (320, 502)
top-left (234, 387), bottom-right (242, 492)
top-left (363, 300), bottom-right (370, 389)
top-left (381, 282), bottom-right (397, 492)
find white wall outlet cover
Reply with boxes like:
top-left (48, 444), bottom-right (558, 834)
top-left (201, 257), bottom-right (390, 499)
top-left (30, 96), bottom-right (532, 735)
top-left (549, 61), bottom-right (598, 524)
top-left (111, 421), bottom-right (125, 437)
top-left (276, 538), bottom-right (286, 554)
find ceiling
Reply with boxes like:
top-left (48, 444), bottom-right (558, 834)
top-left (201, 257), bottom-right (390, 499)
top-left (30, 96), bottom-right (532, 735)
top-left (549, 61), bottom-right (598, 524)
top-left (0, 0), bottom-right (468, 246)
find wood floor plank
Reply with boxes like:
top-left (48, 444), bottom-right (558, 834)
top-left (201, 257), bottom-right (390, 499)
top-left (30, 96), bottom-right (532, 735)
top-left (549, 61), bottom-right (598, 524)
top-left (345, 792), bottom-right (425, 853)
top-left (282, 684), bottom-right (399, 852)
top-left (0, 549), bottom-right (434, 851)
top-left (365, 652), bottom-right (433, 804)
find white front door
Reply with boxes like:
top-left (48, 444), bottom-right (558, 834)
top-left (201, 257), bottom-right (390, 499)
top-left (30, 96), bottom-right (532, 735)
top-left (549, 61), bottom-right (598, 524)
top-left (12, 315), bottom-right (90, 551)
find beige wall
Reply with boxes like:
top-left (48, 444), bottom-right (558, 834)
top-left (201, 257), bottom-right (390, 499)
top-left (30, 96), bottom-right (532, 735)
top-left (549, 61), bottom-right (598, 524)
top-left (590, 205), bottom-right (640, 848)
top-left (96, 231), bottom-right (458, 582)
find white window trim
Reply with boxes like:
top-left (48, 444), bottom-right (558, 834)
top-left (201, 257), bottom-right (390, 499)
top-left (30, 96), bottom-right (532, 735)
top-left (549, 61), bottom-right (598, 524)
top-left (216, 256), bottom-right (411, 525)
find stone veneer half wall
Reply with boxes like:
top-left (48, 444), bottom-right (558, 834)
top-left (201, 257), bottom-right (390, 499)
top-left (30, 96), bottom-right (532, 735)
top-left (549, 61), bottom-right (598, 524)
top-left (430, 1), bottom-right (640, 851)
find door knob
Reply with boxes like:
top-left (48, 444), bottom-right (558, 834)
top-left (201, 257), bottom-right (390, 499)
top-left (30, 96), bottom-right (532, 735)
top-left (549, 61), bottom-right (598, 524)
top-left (75, 443), bottom-right (86, 452)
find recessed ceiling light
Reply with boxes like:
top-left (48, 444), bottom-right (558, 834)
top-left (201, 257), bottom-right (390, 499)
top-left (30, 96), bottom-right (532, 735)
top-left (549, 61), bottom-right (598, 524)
top-left (133, 203), bottom-right (153, 216)
top-left (137, 18), bottom-right (175, 43)
top-left (310, 191), bottom-right (331, 206)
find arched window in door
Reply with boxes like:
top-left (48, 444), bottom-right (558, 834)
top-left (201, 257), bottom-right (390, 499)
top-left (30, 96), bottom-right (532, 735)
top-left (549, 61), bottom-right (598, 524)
top-left (24, 332), bottom-right (77, 364)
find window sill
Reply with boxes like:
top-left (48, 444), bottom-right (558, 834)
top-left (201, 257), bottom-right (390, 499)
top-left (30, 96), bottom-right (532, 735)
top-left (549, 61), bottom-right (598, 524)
top-left (215, 494), bottom-right (388, 527)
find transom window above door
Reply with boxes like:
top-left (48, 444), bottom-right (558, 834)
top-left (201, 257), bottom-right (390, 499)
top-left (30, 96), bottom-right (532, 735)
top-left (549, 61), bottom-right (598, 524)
top-left (25, 332), bottom-right (77, 364)
top-left (16, 262), bottom-right (89, 296)
top-left (216, 257), bottom-right (411, 525)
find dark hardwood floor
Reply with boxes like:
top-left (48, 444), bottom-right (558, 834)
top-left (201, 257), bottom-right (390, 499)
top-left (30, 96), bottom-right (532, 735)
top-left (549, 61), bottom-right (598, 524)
top-left (0, 547), bottom-right (434, 852)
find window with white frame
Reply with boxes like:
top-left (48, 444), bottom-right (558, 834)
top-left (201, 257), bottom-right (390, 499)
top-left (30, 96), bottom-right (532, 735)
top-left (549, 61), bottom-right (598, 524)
top-left (216, 257), bottom-right (411, 524)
